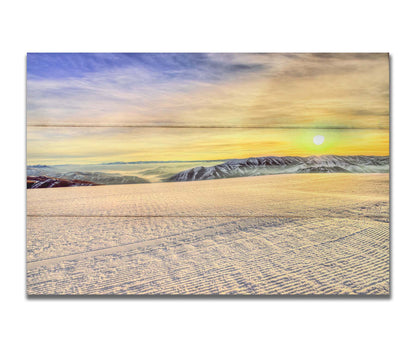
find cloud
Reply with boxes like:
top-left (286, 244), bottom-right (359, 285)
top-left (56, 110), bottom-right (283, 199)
top-left (27, 53), bottom-right (271, 126)
top-left (27, 53), bottom-right (389, 128)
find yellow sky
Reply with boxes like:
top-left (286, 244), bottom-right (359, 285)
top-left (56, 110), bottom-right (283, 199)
top-left (27, 53), bottom-right (389, 164)
top-left (27, 127), bottom-right (389, 164)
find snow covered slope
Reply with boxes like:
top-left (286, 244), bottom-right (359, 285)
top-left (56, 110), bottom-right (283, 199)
top-left (169, 155), bottom-right (389, 181)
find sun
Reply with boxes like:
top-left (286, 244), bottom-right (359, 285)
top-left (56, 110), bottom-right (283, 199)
top-left (313, 135), bottom-right (325, 145)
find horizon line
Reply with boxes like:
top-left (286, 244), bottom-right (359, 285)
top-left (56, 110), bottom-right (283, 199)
top-left (27, 154), bottom-right (390, 167)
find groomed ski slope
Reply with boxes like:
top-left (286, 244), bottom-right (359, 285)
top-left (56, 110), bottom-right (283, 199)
top-left (27, 173), bottom-right (389, 295)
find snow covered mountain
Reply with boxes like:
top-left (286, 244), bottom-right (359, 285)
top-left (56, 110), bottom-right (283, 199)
top-left (27, 176), bottom-right (98, 189)
top-left (168, 155), bottom-right (389, 182)
top-left (26, 168), bottom-right (150, 185)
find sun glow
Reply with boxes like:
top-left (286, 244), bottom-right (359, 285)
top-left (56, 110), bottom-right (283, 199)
top-left (313, 135), bottom-right (325, 145)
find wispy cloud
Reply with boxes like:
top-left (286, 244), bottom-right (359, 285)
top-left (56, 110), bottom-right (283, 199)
top-left (27, 53), bottom-right (269, 126)
top-left (27, 53), bottom-right (389, 127)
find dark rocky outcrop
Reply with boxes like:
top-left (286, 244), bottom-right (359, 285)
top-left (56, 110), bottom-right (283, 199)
top-left (27, 176), bottom-right (99, 189)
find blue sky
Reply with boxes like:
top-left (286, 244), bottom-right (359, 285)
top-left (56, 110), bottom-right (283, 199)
top-left (27, 53), bottom-right (264, 82)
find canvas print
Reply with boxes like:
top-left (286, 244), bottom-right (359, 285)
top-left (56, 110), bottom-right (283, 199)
top-left (26, 53), bottom-right (390, 295)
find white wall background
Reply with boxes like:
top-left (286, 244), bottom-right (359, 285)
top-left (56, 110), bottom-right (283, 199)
top-left (1, 1), bottom-right (414, 346)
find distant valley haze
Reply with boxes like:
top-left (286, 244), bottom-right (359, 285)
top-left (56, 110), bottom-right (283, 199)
top-left (27, 154), bottom-right (389, 187)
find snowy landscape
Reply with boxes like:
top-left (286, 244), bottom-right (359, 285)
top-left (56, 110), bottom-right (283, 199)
top-left (27, 155), bottom-right (389, 187)
top-left (27, 173), bottom-right (389, 295)
top-left (26, 53), bottom-right (390, 296)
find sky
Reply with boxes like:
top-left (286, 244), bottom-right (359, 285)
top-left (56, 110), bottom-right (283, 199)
top-left (27, 53), bottom-right (389, 164)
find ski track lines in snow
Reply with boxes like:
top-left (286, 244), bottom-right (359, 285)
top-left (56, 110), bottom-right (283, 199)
top-left (26, 174), bottom-right (389, 295)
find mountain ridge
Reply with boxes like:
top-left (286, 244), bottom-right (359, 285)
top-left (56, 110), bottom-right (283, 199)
top-left (168, 155), bottom-right (389, 182)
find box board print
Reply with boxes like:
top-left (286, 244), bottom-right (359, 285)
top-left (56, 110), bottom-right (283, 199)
top-left (26, 53), bottom-right (390, 295)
